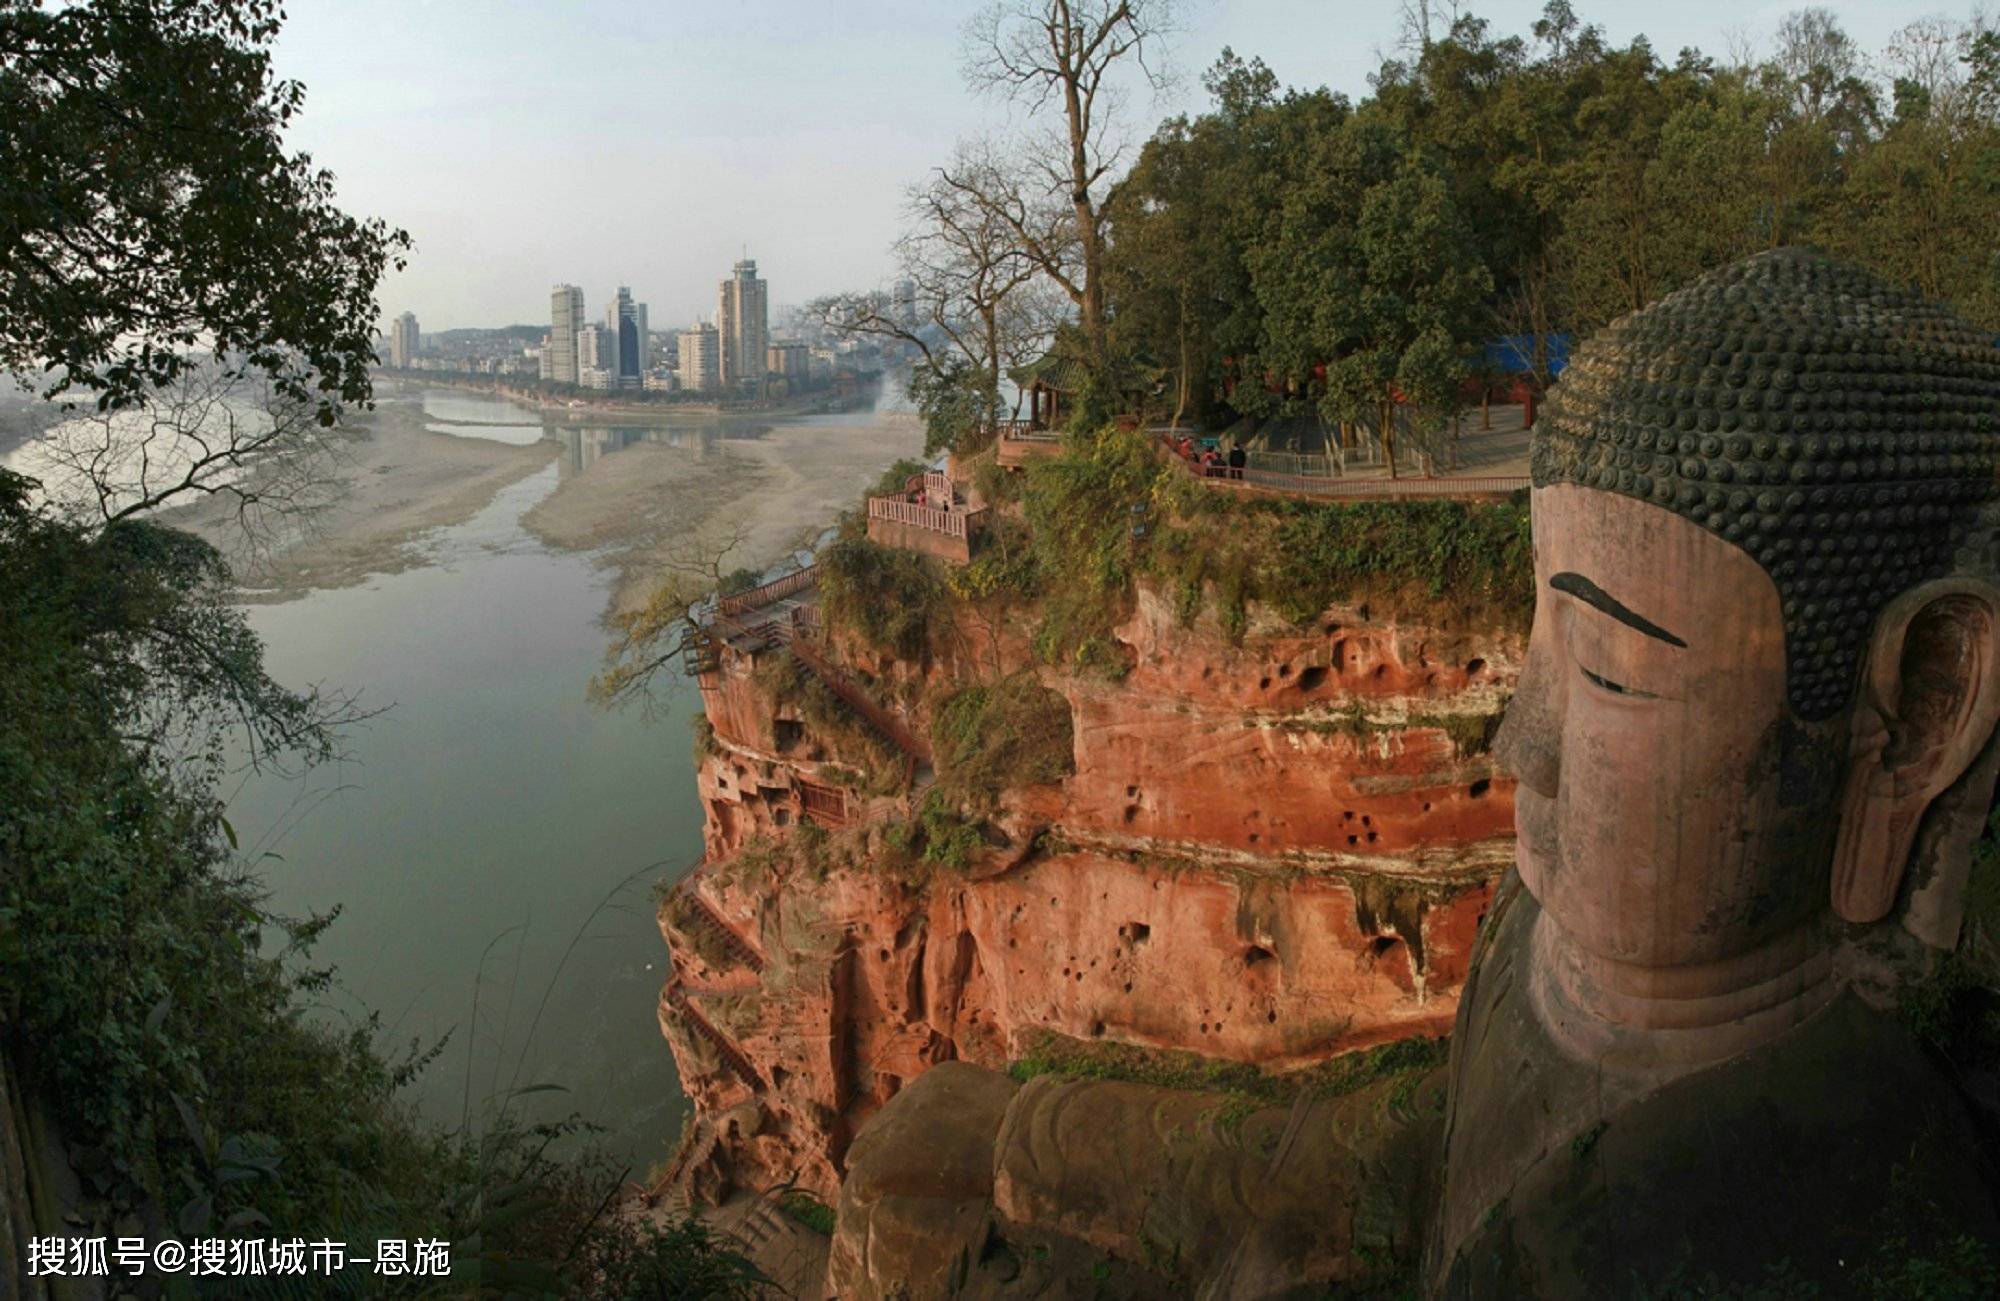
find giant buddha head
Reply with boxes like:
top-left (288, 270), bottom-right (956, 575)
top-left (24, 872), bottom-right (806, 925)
top-left (1494, 249), bottom-right (2000, 1065)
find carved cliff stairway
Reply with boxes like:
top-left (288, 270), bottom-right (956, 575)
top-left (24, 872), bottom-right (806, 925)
top-left (786, 636), bottom-right (933, 785)
top-left (676, 883), bottom-right (767, 975)
top-left (665, 985), bottom-right (764, 1090)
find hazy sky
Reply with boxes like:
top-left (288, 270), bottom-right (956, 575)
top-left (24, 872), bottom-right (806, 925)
top-left (274, 0), bottom-right (1962, 331)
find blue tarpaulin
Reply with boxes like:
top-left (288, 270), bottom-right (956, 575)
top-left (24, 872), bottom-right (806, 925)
top-left (1483, 334), bottom-right (1572, 376)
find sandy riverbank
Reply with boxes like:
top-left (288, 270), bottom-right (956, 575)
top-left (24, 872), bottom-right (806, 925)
top-left (400, 373), bottom-right (869, 424)
top-left (158, 395), bottom-right (556, 601)
top-left (521, 409), bottom-right (926, 615)
top-left (153, 389), bottom-right (925, 612)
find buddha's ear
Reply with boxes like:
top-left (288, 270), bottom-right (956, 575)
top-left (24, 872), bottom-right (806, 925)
top-left (1832, 578), bottom-right (2000, 924)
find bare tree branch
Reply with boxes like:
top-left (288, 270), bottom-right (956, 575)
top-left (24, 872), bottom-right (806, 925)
top-left (961, 0), bottom-right (1180, 367)
top-left (22, 359), bottom-right (361, 562)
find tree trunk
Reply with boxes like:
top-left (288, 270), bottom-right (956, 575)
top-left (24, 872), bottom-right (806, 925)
top-left (1056, 2), bottom-right (1108, 368)
top-left (1381, 398), bottom-right (1397, 480)
top-left (1481, 390), bottom-right (1491, 431)
top-left (1173, 316), bottom-right (1190, 432)
top-left (982, 305), bottom-right (1001, 443)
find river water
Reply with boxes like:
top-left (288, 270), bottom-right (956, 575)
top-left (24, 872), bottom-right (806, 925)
top-left (213, 384), bottom-right (891, 1171)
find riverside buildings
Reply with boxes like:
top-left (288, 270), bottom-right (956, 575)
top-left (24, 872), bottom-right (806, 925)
top-left (549, 281), bottom-right (654, 390)
top-left (767, 342), bottom-right (809, 383)
top-left (717, 258), bottom-right (768, 397)
top-left (548, 284), bottom-right (585, 384)
top-left (607, 286), bottom-right (646, 389)
top-left (678, 323), bottom-right (721, 394)
top-left (388, 311), bottom-right (420, 368)
top-left (575, 321), bottom-right (617, 388)
top-left (543, 263), bottom-right (778, 396)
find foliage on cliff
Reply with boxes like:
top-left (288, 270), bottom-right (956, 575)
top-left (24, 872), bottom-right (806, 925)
top-left (817, 527), bottom-right (952, 661)
top-left (1009, 1028), bottom-right (1449, 1122)
top-left (931, 673), bottom-right (1076, 810)
top-left (0, 469), bottom-right (768, 1293)
top-left (752, 652), bottom-right (908, 795)
top-left (958, 427), bottom-right (1533, 674)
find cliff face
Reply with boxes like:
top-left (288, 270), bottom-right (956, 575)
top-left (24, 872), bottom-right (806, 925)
top-left (658, 583), bottom-right (1523, 1205)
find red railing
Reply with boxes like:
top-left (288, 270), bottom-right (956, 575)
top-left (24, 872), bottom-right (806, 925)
top-left (716, 564), bottom-right (817, 617)
top-left (665, 986), bottom-right (763, 1089)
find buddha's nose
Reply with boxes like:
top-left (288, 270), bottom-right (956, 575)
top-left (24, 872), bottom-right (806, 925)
top-left (1494, 645), bottom-right (1561, 798)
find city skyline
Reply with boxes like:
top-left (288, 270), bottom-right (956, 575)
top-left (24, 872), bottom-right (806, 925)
top-left (272, 0), bottom-right (1948, 331)
top-left (514, 260), bottom-right (770, 392)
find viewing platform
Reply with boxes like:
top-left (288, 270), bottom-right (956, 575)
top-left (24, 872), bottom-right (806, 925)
top-left (996, 420), bottom-right (1063, 467)
top-left (1155, 406), bottom-right (1531, 504)
top-left (865, 469), bottom-right (988, 565)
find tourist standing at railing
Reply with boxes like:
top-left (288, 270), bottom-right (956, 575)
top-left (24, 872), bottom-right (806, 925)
top-left (1227, 444), bottom-right (1246, 480)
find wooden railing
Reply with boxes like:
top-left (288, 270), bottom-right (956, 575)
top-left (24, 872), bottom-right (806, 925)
top-left (867, 496), bottom-right (976, 539)
top-left (665, 986), bottom-right (763, 1089)
top-left (790, 637), bottom-right (933, 766)
top-left (709, 608), bottom-right (792, 653)
top-left (797, 779), bottom-right (852, 829)
top-left (922, 470), bottom-right (957, 503)
top-left (997, 420), bottom-right (1060, 443)
top-left (716, 564), bottom-right (817, 617)
top-left (1157, 435), bottom-right (1526, 501)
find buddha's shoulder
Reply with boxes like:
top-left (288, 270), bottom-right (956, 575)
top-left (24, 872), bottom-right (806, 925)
top-left (1441, 935), bottom-right (1998, 1297)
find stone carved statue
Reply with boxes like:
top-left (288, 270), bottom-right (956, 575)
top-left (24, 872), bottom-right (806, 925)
top-left (823, 250), bottom-right (2000, 1298)
top-left (1432, 248), bottom-right (2000, 1294)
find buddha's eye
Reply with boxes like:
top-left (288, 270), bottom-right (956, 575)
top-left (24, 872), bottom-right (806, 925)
top-left (1580, 663), bottom-right (1657, 700)
top-left (1581, 665), bottom-right (1626, 694)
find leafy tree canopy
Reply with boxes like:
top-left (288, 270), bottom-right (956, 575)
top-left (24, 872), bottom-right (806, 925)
top-left (0, 0), bottom-right (408, 423)
top-left (1101, 2), bottom-right (2000, 433)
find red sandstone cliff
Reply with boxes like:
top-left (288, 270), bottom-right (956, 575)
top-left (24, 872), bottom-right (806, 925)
top-left (655, 582), bottom-right (1522, 1207)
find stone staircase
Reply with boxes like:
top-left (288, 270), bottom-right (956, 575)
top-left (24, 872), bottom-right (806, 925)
top-left (675, 885), bottom-right (767, 974)
top-left (788, 636), bottom-right (933, 777)
top-left (666, 985), bottom-right (764, 1090)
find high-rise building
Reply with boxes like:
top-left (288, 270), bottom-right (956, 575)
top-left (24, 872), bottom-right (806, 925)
top-left (388, 311), bottom-right (420, 368)
top-left (607, 286), bottom-right (645, 390)
top-left (549, 284), bottom-right (585, 385)
top-left (767, 342), bottom-right (810, 381)
top-left (717, 258), bottom-right (769, 396)
top-left (678, 323), bottom-right (721, 394)
top-left (576, 322), bottom-right (614, 373)
top-left (893, 278), bottom-right (918, 328)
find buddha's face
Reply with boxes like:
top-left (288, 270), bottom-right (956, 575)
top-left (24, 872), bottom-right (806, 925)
top-left (1495, 485), bottom-right (1844, 969)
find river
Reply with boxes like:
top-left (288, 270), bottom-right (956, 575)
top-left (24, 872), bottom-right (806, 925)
top-left (208, 382), bottom-right (909, 1172)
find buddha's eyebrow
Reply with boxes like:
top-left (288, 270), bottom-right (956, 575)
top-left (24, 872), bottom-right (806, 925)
top-left (1549, 572), bottom-right (1687, 648)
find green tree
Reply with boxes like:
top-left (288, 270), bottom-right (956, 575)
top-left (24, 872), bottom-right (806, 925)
top-left (1106, 50), bottom-right (1349, 429)
top-left (1246, 119), bottom-right (1490, 476)
top-left (1, 0), bottom-right (408, 422)
top-left (1815, 15), bottom-right (2000, 328)
top-left (0, 6), bottom-right (770, 1290)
